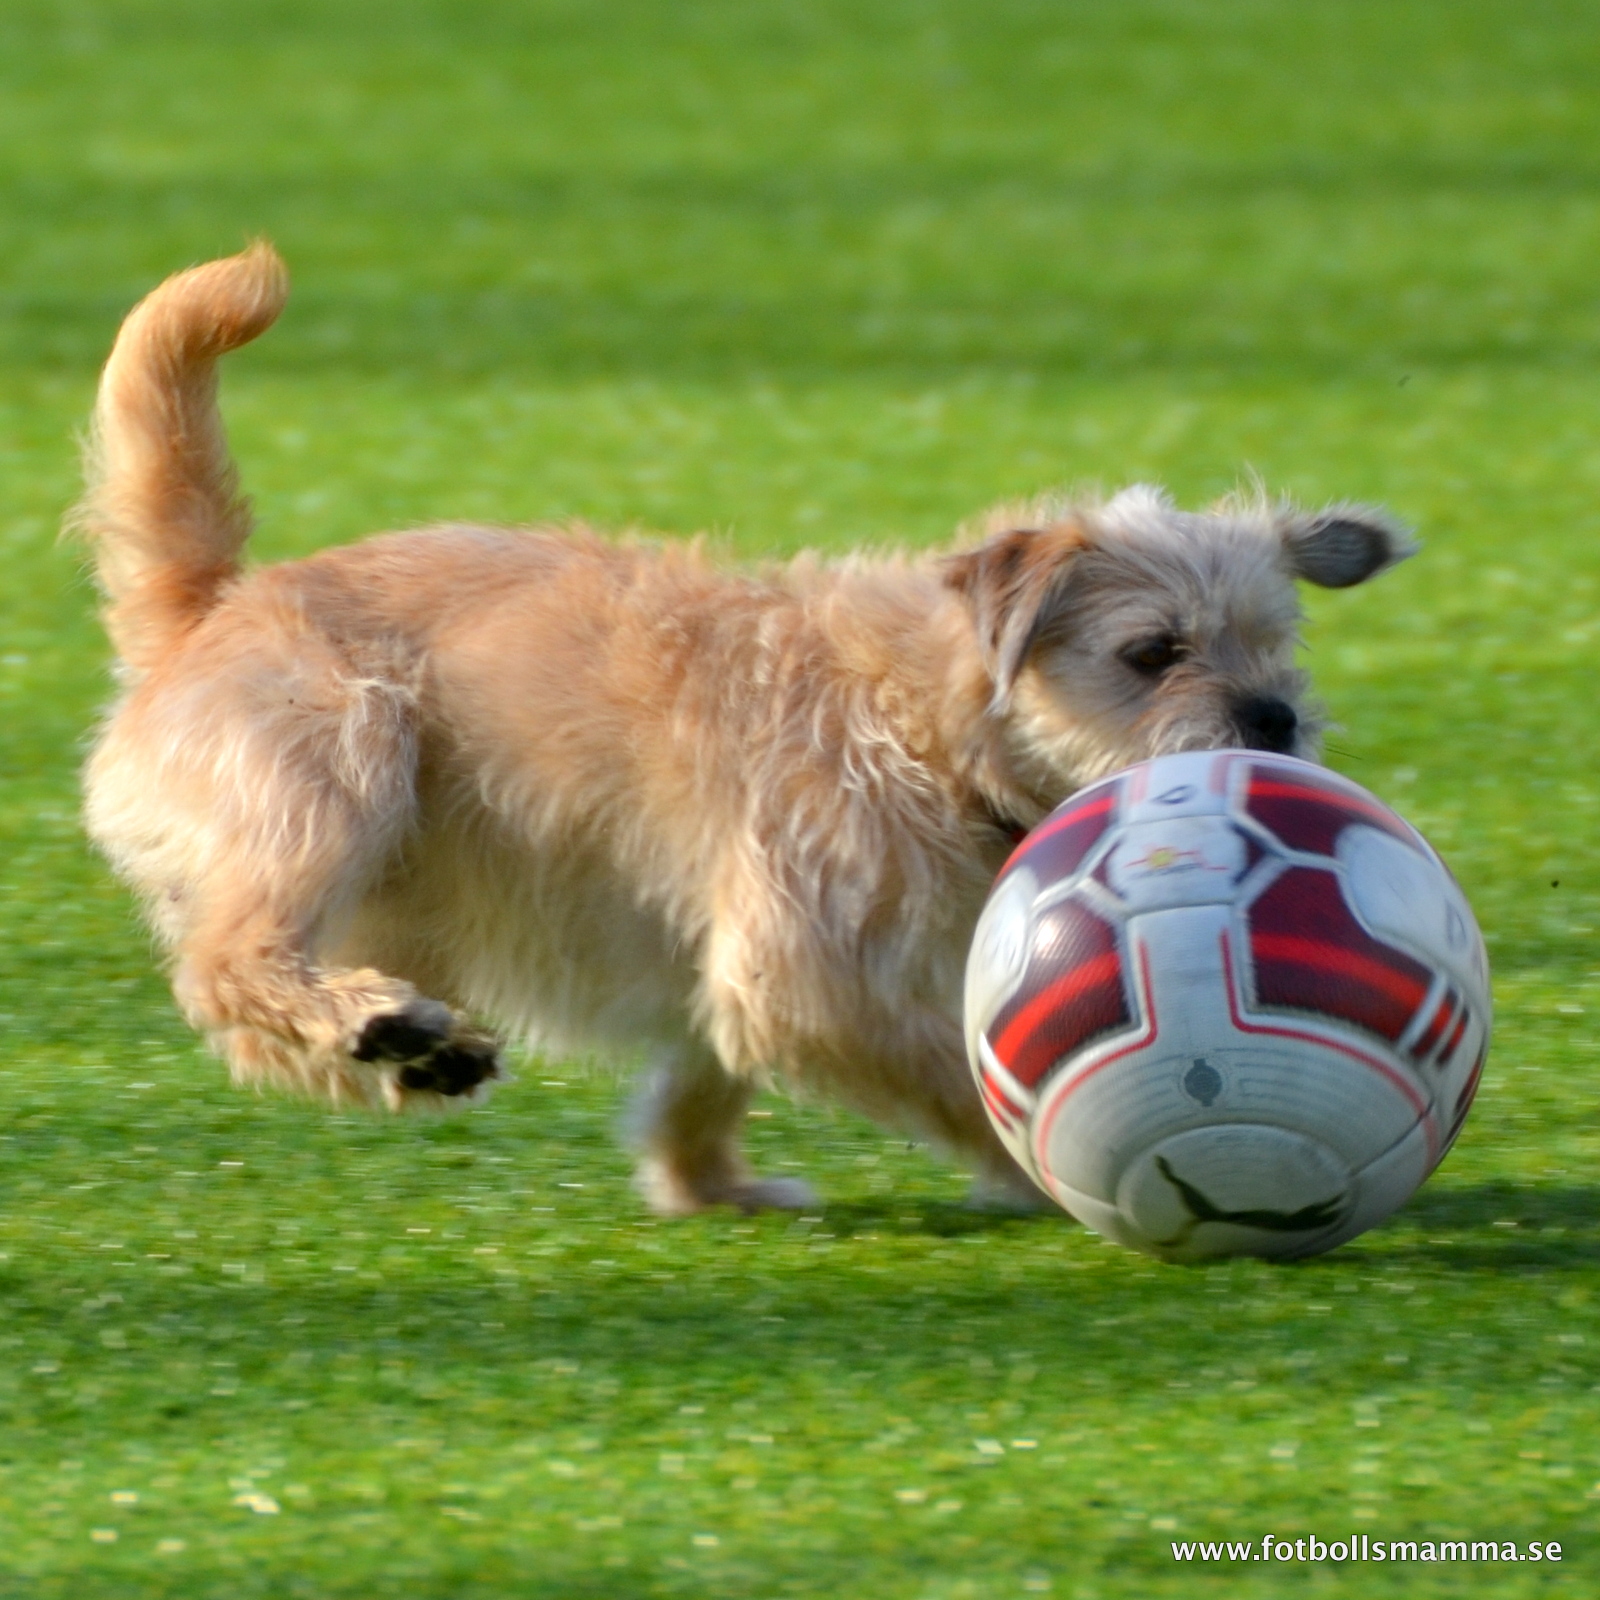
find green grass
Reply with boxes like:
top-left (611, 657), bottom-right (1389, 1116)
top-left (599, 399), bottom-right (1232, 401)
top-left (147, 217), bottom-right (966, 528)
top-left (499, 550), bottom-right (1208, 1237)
top-left (2, 1), bottom-right (1599, 1595)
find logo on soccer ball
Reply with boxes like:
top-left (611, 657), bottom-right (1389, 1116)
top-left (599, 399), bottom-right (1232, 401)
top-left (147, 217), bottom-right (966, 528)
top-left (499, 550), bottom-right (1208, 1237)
top-left (1128, 844), bottom-right (1204, 874)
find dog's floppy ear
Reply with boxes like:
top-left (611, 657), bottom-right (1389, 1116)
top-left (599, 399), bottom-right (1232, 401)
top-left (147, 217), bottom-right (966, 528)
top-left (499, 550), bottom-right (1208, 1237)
top-left (1280, 505), bottom-right (1417, 588)
top-left (943, 524), bottom-right (1090, 709)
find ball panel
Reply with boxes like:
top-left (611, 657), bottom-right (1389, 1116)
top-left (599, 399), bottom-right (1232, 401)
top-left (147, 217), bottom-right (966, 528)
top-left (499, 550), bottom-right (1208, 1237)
top-left (963, 869), bottom-right (1039, 1030)
top-left (1217, 926), bottom-right (1440, 1164)
top-left (1036, 1039), bottom-right (1433, 1205)
top-left (1246, 865), bottom-right (1433, 1045)
top-left (1036, 1179), bottom-right (1131, 1249)
top-left (1120, 749), bottom-right (1236, 820)
top-left (996, 777), bottom-right (1119, 889)
top-left (1243, 759), bottom-right (1419, 857)
top-left (1102, 816), bottom-right (1250, 911)
top-left (986, 900), bottom-right (1130, 1089)
top-left (1338, 823), bottom-right (1489, 1002)
top-left (1340, 1115), bottom-right (1437, 1246)
top-left (1441, 1037), bottom-right (1488, 1155)
top-left (972, 1035), bottom-right (1037, 1157)
top-left (1409, 983), bottom-right (1464, 1065)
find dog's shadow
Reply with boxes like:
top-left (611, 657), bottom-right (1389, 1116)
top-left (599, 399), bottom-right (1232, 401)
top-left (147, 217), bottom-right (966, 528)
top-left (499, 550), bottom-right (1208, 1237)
top-left (812, 1180), bottom-right (1600, 1265)
top-left (805, 1196), bottom-right (1052, 1239)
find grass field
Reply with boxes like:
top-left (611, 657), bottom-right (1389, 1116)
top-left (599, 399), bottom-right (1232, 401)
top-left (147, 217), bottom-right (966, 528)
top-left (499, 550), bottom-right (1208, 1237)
top-left (2, 2), bottom-right (1599, 1595)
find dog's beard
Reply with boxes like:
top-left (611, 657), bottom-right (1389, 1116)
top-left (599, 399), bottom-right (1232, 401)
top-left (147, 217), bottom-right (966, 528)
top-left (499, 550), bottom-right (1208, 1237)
top-left (1007, 675), bottom-right (1325, 799)
top-left (1139, 687), bottom-right (1326, 764)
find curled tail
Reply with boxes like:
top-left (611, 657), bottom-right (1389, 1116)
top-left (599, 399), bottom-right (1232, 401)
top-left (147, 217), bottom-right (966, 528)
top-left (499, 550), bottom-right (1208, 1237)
top-left (73, 242), bottom-right (289, 672)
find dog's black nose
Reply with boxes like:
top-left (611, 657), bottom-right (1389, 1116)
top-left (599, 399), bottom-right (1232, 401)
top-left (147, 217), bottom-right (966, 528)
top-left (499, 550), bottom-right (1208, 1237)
top-left (1234, 695), bottom-right (1298, 753)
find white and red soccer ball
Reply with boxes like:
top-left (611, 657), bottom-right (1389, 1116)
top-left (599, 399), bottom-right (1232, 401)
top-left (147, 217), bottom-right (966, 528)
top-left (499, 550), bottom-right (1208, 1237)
top-left (964, 750), bottom-right (1490, 1261)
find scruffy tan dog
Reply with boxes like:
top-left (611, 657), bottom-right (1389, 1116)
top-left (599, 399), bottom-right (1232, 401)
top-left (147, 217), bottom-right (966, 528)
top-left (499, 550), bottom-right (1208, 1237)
top-left (77, 245), bottom-right (1413, 1212)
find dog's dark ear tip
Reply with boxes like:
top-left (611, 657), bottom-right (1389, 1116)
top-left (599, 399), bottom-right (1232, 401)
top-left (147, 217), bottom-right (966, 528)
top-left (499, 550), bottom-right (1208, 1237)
top-left (1284, 506), bottom-right (1415, 589)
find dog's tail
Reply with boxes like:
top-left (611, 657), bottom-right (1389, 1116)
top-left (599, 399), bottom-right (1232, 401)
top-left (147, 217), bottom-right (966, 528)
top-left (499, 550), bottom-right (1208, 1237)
top-left (72, 243), bottom-right (289, 672)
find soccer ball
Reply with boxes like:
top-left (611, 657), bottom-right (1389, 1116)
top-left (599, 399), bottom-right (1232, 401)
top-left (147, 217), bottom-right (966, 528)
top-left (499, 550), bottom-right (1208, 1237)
top-left (964, 750), bottom-right (1490, 1261)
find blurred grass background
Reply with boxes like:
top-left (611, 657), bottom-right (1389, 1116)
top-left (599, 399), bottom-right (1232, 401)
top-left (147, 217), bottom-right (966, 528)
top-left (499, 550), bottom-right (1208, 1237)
top-left (1, 1), bottom-right (1597, 1596)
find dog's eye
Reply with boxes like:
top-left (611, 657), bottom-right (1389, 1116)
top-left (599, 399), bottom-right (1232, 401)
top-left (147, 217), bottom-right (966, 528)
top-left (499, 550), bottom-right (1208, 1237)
top-left (1123, 637), bottom-right (1184, 676)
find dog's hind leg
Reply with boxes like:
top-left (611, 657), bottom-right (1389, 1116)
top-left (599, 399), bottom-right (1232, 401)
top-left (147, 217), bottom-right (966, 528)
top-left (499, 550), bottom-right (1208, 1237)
top-left (170, 808), bottom-right (503, 1110)
top-left (172, 825), bottom-right (504, 1110)
top-left (629, 1042), bottom-right (817, 1215)
top-left (91, 639), bottom-right (501, 1109)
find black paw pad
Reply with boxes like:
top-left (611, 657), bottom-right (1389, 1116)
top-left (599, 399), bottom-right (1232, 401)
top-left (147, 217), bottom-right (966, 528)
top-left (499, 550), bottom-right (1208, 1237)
top-left (430, 1045), bottom-right (497, 1095)
top-left (354, 1010), bottom-right (500, 1096)
top-left (352, 1013), bottom-right (444, 1064)
top-left (395, 1049), bottom-right (489, 1100)
top-left (395, 1047), bottom-right (497, 1097)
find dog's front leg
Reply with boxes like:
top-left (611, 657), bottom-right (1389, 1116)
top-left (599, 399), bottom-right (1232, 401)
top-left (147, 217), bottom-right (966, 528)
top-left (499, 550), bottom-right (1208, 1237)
top-left (627, 1041), bottom-right (818, 1216)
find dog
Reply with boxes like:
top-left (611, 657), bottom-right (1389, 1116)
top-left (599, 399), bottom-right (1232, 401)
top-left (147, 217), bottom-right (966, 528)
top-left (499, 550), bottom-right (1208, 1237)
top-left (75, 245), bottom-right (1414, 1213)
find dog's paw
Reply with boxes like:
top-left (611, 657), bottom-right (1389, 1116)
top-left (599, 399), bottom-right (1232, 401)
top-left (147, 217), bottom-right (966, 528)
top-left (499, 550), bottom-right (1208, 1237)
top-left (350, 1001), bottom-right (502, 1099)
top-left (635, 1159), bottom-right (820, 1216)
top-left (729, 1175), bottom-right (820, 1214)
top-left (394, 1035), bottom-right (502, 1097)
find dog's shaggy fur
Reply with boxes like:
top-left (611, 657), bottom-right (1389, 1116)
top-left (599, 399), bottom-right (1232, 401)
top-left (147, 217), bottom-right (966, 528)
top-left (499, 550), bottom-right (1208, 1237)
top-left (76, 245), bottom-right (1414, 1212)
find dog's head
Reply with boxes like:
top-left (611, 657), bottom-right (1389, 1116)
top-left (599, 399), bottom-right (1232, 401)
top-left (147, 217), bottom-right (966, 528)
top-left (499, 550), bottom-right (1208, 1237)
top-left (944, 486), bottom-right (1413, 801)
